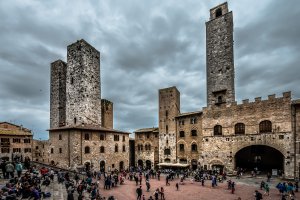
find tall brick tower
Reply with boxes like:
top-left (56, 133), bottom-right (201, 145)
top-left (206, 2), bottom-right (235, 107)
top-left (50, 60), bottom-right (67, 128)
top-left (65, 39), bottom-right (101, 126)
top-left (158, 86), bottom-right (180, 163)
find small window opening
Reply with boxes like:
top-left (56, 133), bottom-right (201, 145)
top-left (216, 8), bottom-right (222, 18)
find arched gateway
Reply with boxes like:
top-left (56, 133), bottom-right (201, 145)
top-left (235, 145), bottom-right (284, 174)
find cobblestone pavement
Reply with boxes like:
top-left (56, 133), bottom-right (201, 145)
top-left (1, 174), bottom-right (299, 200)
top-left (97, 176), bottom-right (299, 200)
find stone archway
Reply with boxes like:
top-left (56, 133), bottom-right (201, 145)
top-left (191, 159), bottom-right (198, 170)
top-left (119, 161), bottom-right (124, 171)
top-left (100, 161), bottom-right (105, 172)
top-left (138, 160), bottom-right (143, 168)
top-left (235, 145), bottom-right (284, 174)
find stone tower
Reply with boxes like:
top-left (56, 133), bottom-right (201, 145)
top-left (158, 86), bottom-right (180, 163)
top-left (206, 2), bottom-right (235, 107)
top-left (101, 99), bottom-right (113, 129)
top-left (50, 60), bottom-right (67, 128)
top-left (65, 39), bottom-right (102, 126)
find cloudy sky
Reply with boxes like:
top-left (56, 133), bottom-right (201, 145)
top-left (0, 0), bottom-right (299, 140)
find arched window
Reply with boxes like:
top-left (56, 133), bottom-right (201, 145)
top-left (179, 131), bottom-right (185, 137)
top-left (84, 133), bottom-right (90, 140)
top-left (100, 146), bottom-right (105, 153)
top-left (191, 144), bottom-right (197, 152)
top-left (215, 8), bottom-right (222, 18)
top-left (191, 130), bottom-right (197, 136)
top-left (213, 125), bottom-right (222, 136)
top-left (115, 144), bottom-right (118, 152)
top-left (235, 123), bottom-right (245, 134)
top-left (179, 144), bottom-right (184, 152)
top-left (164, 158), bottom-right (171, 163)
top-left (259, 120), bottom-right (272, 133)
top-left (84, 146), bottom-right (90, 154)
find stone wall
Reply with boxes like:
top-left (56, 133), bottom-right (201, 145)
top-left (159, 87), bottom-right (180, 163)
top-left (101, 99), bottom-right (113, 129)
top-left (206, 2), bottom-right (235, 107)
top-left (135, 129), bottom-right (159, 168)
top-left (66, 39), bottom-right (101, 126)
top-left (48, 129), bottom-right (129, 172)
top-left (176, 113), bottom-right (202, 167)
top-left (50, 60), bottom-right (67, 128)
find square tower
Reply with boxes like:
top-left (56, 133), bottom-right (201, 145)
top-left (65, 39), bottom-right (102, 126)
top-left (50, 60), bottom-right (67, 128)
top-left (158, 86), bottom-right (180, 163)
top-left (206, 2), bottom-right (235, 107)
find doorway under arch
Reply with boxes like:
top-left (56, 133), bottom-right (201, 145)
top-left (191, 159), bottom-right (198, 170)
top-left (146, 160), bottom-right (151, 169)
top-left (119, 161), bottom-right (124, 171)
top-left (100, 161), bottom-right (105, 172)
top-left (138, 160), bottom-right (143, 168)
top-left (235, 145), bottom-right (284, 174)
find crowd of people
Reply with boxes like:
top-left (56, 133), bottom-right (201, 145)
top-left (1, 160), bottom-right (299, 200)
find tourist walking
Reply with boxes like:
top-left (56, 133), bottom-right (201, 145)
top-left (160, 187), bottom-right (165, 200)
top-left (136, 185), bottom-right (143, 200)
top-left (15, 161), bottom-right (23, 178)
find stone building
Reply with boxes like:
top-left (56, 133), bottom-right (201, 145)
top-left (176, 111), bottom-right (202, 170)
top-left (0, 122), bottom-right (33, 162)
top-left (134, 128), bottom-right (159, 169)
top-left (47, 39), bottom-right (130, 172)
top-left (32, 140), bottom-right (49, 163)
top-left (134, 2), bottom-right (300, 179)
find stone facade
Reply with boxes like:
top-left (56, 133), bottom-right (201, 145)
top-left (50, 60), bottom-right (67, 128)
top-left (66, 40), bottom-right (101, 127)
top-left (32, 140), bottom-right (49, 163)
top-left (134, 2), bottom-right (300, 179)
top-left (176, 112), bottom-right (202, 169)
top-left (206, 2), bottom-right (235, 107)
top-left (134, 128), bottom-right (159, 169)
top-left (101, 99), bottom-right (113, 129)
top-left (0, 122), bottom-right (33, 162)
top-left (158, 87), bottom-right (180, 164)
top-left (48, 127), bottom-right (129, 172)
top-left (46, 39), bottom-right (130, 172)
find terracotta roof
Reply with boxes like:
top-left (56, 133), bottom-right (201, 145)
top-left (175, 111), bottom-right (202, 118)
top-left (0, 129), bottom-right (33, 136)
top-left (134, 127), bottom-right (158, 133)
top-left (0, 122), bottom-right (31, 132)
top-left (48, 124), bottom-right (131, 134)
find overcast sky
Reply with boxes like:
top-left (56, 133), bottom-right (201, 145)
top-left (0, 0), bottom-right (299, 140)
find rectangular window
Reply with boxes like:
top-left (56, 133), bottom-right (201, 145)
top-left (123, 135), bottom-right (126, 142)
top-left (166, 125), bottom-right (168, 133)
top-left (114, 135), bottom-right (119, 141)
top-left (1, 148), bottom-right (10, 153)
top-left (13, 138), bottom-right (21, 143)
top-left (24, 148), bottom-right (31, 153)
top-left (59, 134), bottom-right (62, 140)
top-left (51, 148), bottom-right (54, 154)
top-left (123, 145), bottom-right (126, 152)
top-left (24, 139), bottom-right (31, 143)
top-left (190, 118), bottom-right (197, 124)
top-left (36, 146), bottom-right (39, 150)
top-left (84, 133), bottom-right (90, 140)
top-left (13, 148), bottom-right (21, 153)
top-left (100, 134), bottom-right (105, 140)
top-left (59, 148), bottom-right (62, 153)
top-left (279, 135), bottom-right (284, 140)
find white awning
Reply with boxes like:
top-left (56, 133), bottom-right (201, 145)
top-left (157, 163), bottom-right (190, 167)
